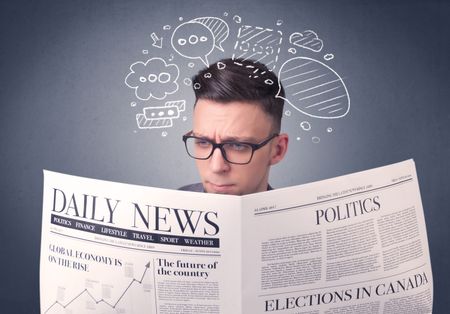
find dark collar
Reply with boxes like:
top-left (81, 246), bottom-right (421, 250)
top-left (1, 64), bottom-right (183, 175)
top-left (179, 183), bottom-right (273, 193)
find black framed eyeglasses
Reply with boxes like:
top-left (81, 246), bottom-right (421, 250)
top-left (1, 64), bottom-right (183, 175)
top-left (182, 132), bottom-right (279, 165)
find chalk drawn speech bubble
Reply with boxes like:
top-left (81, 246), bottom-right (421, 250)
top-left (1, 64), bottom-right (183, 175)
top-left (171, 21), bottom-right (215, 67)
top-left (193, 17), bottom-right (229, 52)
top-left (277, 57), bottom-right (350, 119)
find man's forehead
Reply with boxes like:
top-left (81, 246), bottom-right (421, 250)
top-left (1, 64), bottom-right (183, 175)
top-left (192, 99), bottom-right (273, 141)
top-left (192, 98), bottom-right (271, 121)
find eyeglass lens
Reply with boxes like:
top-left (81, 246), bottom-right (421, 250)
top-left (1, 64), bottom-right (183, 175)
top-left (185, 138), bottom-right (254, 164)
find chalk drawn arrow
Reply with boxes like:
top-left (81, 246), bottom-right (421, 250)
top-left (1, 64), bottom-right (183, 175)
top-left (151, 32), bottom-right (163, 48)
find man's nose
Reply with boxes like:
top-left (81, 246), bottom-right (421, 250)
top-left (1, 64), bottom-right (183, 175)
top-left (210, 147), bottom-right (230, 173)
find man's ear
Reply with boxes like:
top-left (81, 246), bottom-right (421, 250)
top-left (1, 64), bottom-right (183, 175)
top-left (270, 133), bottom-right (289, 166)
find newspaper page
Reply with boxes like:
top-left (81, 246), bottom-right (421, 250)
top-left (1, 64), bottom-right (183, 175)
top-left (40, 159), bottom-right (432, 313)
top-left (40, 171), bottom-right (243, 313)
top-left (241, 159), bottom-right (433, 313)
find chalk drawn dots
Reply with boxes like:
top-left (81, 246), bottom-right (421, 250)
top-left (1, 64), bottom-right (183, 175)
top-left (324, 53), bottom-right (334, 61)
top-left (184, 78), bottom-right (192, 86)
top-left (217, 62), bottom-right (226, 70)
top-left (300, 121), bottom-right (311, 131)
top-left (312, 136), bottom-right (320, 143)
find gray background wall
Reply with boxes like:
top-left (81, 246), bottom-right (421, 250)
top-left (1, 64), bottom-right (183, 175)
top-left (1, 0), bottom-right (449, 312)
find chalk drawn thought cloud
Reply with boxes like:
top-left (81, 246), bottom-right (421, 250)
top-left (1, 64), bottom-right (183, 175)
top-left (125, 57), bottom-right (179, 101)
top-left (277, 57), bottom-right (350, 119)
top-left (289, 30), bottom-right (323, 52)
top-left (171, 17), bottom-right (229, 66)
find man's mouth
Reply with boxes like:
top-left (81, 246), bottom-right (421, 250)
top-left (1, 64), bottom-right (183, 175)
top-left (206, 181), bottom-right (235, 193)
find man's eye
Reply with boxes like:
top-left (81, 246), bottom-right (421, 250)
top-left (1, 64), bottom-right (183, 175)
top-left (228, 143), bottom-right (249, 151)
top-left (194, 139), bottom-right (211, 147)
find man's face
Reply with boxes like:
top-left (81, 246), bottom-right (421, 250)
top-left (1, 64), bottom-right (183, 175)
top-left (192, 99), bottom-right (280, 195)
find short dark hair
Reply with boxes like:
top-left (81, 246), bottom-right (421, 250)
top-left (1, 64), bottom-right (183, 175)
top-left (192, 58), bottom-right (285, 132)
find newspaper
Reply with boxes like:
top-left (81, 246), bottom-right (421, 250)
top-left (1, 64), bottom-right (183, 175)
top-left (40, 159), bottom-right (433, 313)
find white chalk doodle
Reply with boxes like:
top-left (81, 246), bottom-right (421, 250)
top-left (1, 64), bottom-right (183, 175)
top-left (124, 14), bottom-right (352, 138)
top-left (151, 32), bottom-right (163, 49)
top-left (136, 100), bottom-right (186, 129)
top-left (171, 21), bottom-right (213, 66)
top-left (277, 57), bottom-right (350, 119)
top-left (193, 17), bottom-right (229, 52)
top-left (324, 53), bottom-right (334, 61)
top-left (290, 30), bottom-right (323, 52)
top-left (125, 57), bottom-right (179, 101)
top-left (162, 131), bottom-right (168, 137)
top-left (232, 25), bottom-right (283, 71)
top-left (217, 61), bottom-right (226, 70)
top-left (300, 121), bottom-right (311, 131)
top-left (171, 17), bottom-right (229, 66)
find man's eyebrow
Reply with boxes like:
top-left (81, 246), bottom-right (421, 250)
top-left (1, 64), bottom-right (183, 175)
top-left (191, 132), bottom-right (258, 142)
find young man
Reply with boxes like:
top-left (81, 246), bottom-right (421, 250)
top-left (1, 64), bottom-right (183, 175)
top-left (180, 58), bottom-right (289, 195)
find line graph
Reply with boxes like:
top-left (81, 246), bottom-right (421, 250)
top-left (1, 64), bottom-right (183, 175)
top-left (44, 262), bottom-right (152, 313)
